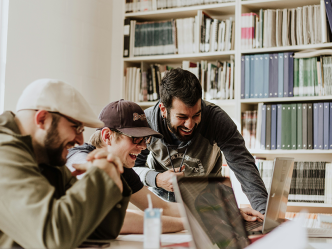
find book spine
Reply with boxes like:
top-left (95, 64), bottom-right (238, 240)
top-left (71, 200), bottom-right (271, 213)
top-left (123, 19), bottom-right (131, 57)
top-left (291, 103), bottom-right (297, 150)
top-left (263, 54), bottom-right (270, 98)
top-left (277, 104), bottom-right (282, 149)
top-left (302, 103), bottom-right (308, 149)
top-left (245, 55), bottom-right (250, 99)
top-left (283, 53), bottom-right (289, 97)
top-left (265, 105), bottom-right (272, 150)
top-left (324, 102), bottom-right (330, 149)
top-left (297, 103), bottom-right (303, 149)
top-left (330, 102), bottom-right (332, 149)
top-left (288, 53), bottom-right (294, 97)
top-left (271, 105), bottom-right (277, 150)
top-left (308, 103), bottom-right (313, 150)
top-left (241, 56), bottom-right (245, 99)
top-left (278, 53), bottom-right (284, 97)
top-left (318, 102), bottom-right (324, 149)
top-left (250, 55), bottom-right (255, 98)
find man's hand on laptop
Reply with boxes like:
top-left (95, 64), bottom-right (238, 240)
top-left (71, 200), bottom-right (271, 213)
top-left (156, 166), bottom-right (185, 192)
top-left (239, 208), bottom-right (264, 222)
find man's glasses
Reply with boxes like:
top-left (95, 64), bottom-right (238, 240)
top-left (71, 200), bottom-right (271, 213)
top-left (112, 129), bottom-right (151, 145)
top-left (51, 112), bottom-right (85, 135)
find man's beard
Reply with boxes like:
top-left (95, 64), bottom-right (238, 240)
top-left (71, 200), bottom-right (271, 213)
top-left (166, 111), bottom-right (197, 142)
top-left (44, 121), bottom-right (68, 167)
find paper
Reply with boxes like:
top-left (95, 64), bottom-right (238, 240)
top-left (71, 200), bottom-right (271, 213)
top-left (116, 234), bottom-right (192, 245)
top-left (246, 216), bottom-right (307, 249)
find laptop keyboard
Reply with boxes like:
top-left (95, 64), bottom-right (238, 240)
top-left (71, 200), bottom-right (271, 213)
top-left (245, 221), bottom-right (263, 231)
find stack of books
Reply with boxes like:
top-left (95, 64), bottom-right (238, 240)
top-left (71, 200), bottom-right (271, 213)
top-left (125, 0), bottom-right (235, 13)
top-left (255, 160), bottom-right (332, 203)
top-left (255, 102), bottom-right (332, 151)
top-left (241, 2), bottom-right (331, 49)
top-left (123, 11), bottom-right (235, 57)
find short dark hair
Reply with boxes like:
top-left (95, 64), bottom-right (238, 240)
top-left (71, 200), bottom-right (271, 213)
top-left (160, 68), bottom-right (202, 110)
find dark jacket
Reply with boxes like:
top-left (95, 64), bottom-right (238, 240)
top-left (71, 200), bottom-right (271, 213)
top-left (133, 100), bottom-right (268, 213)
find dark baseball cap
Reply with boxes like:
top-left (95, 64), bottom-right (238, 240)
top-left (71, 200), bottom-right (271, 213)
top-left (98, 99), bottom-right (163, 138)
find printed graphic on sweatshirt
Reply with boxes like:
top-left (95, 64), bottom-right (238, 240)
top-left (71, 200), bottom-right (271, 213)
top-left (163, 153), bottom-right (205, 176)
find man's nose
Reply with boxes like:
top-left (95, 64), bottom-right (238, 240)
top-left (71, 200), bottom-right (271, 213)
top-left (137, 140), bottom-right (147, 150)
top-left (184, 118), bottom-right (195, 129)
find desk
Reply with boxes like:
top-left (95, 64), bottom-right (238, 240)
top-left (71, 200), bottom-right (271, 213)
top-left (90, 234), bottom-right (332, 249)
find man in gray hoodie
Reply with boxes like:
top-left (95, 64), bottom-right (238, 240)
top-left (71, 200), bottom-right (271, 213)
top-left (133, 68), bottom-right (268, 214)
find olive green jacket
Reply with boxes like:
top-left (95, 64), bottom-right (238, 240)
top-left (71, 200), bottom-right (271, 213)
top-left (0, 111), bottom-right (131, 249)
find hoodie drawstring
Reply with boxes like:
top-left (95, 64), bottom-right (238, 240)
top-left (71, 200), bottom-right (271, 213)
top-left (165, 145), bottom-right (188, 173)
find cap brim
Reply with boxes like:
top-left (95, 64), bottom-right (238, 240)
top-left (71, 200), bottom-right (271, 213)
top-left (117, 127), bottom-right (163, 138)
top-left (83, 120), bottom-right (105, 129)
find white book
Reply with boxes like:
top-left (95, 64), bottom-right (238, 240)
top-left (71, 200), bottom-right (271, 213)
top-left (315, 5), bottom-right (321, 44)
top-left (225, 19), bottom-right (230, 51)
top-left (220, 21), bottom-right (226, 51)
top-left (210, 19), bottom-right (218, 52)
top-left (282, 8), bottom-right (289, 46)
top-left (321, 0), bottom-right (328, 43)
top-left (130, 20), bottom-right (136, 57)
top-left (303, 6), bottom-right (309, 45)
top-left (205, 18), bottom-right (211, 52)
top-left (176, 19), bottom-right (183, 54)
top-left (217, 21), bottom-right (222, 51)
top-left (290, 8), bottom-right (297, 46)
top-left (276, 9), bottom-right (283, 47)
top-left (296, 7), bottom-right (303, 45)
top-left (263, 10), bottom-right (269, 48)
top-left (308, 5), bottom-right (314, 44)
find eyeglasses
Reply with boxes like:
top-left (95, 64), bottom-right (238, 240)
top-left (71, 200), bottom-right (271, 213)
top-left (112, 129), bottom-right (151, 145)
top-left (51, 112), bottom-right (85, 135)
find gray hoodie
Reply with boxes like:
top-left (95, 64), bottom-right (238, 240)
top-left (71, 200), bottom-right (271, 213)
top-left (134, 100), bottom-right (268, 213)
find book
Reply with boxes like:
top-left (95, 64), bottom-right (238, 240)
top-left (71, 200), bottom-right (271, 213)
top-left (324, 102), bottom-right (330, 150)
top-left (297, 103), bottom-right (303, 149)
top-left (263, 54), bottom-right (270, 98)
top-left (245, 55), bottom-right (250, 99)
top-left (308, 103), bottom-right (313, 150)
top-left (278, 53), bottom-right (284, 97)
top-left (241, 56), bottom-right (245, 99)
top-left (302, 103), bottom-right (308, 149)
top-left (265, 105), bottom-right (272, 150)
top-left (291, 103), bottom-right (297, 150)
top-left (277, 104), bottom-right (282, 149)
top-left (261, 105), bottom-right (266, 150)
top-left (271, 105), bottom-right (277, 150)
top-left (281, 104), bottom-right (292, 150)
top-left (123, 19), bottom-right (131, 57)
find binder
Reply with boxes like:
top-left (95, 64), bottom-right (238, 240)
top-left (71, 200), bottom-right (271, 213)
top-left (241, 56), bottom-right (245, 99)
top-left (266, 105), bottom-right (272, 150)
top-left (261, 105), bottom-right (267, 150)
top-left (291, 104), bottom-right (297, 150)
top-left (278, 53), bottom-right (284, 97)
top-left (283, 53), bottom-right (289, 97)
top-left (288, 53), bottom-right (294, 97)
top-left (324, 102), bottom-right (330, 149)
top-left (277, 104), bottom-right (282, 149)
top-left (297, 103), bottom-right (303, 149)
top-left (313, 103), bottom-right (319, 149)
top-left (302, 103), bottom-right (308, 149)
top-left (250, 55), bottom-right (255, 98)
top-left (256, 55), bottom-right (264, 98)
top-left (281, 104), bottom-right (292, 150)
top-left (271, 105), bottom-right (277, 150)
top-left (245, 55), bottom-right (250, 98)
top-left (317, 103), bottom-right (324, 149)
top-left (308, 103), bottom-right (313, 150)
top-left (263, 54), bottom-right (270, 98)
top-left (330, 102), bottom-right (332, 149)
top-left (269, 54), bottom-right (278, 97)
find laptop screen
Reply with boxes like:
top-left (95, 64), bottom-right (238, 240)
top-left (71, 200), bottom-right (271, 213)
top-left (174, 177), bottom-right (250, 249)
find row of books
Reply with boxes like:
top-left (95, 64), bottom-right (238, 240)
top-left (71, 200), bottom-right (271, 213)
top-left (255, 160), bottom-right (332, 203)
top-left (241, 53), bottom-right (332, 99)
top-left (123, 12), bottom-right (235, 57)
top-left (124, 64), bottom-right (169, 102)
top-left (256, 102), bottom-right (332, 151)
top-left (125, 0), bottom-right (235, 13)
top-left (241, 2), bottom-right (331, 49)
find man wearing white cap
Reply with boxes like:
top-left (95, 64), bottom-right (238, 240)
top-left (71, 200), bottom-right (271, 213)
top-left (0, 79), bottom-right (130, 249)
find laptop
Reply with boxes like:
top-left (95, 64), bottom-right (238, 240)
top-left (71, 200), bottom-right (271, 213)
top-left (172, 157), bottom-right (294, 248)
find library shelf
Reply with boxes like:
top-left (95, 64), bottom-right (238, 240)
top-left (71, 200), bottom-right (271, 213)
top-left (287, 203), bottom-right (332, 208)
top-left (249, 149), bottom-right (332, 154)
top-left (125, 2), bottom-right (236, 21)
top-left (241, 0), bottom-right (320, 11)
top-left (137, 100), bottom-right (236, 108)
top-left (123, 51), bottom-right (236, 63)
top-left (240, 96), bottom-right (332, 104)
top-left (241, 43), bottom-right (332, 54)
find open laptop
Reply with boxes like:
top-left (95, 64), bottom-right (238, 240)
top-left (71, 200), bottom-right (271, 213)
top-left (172, 157), bottom-right (294, 248)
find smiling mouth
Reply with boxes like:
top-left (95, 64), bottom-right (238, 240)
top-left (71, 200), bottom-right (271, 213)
top-left (129, 153), bottom-right (138, 160)
top-left (179, 127), bottom-right (193, 135)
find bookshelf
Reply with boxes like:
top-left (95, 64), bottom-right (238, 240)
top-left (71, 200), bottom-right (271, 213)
top-left (120, 0), bottom-right (332, 213)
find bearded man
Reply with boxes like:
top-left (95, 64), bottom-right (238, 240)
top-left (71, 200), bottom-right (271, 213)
top-left (0, 79), bottom-right (128, 249)
top-left (133, 68), bottom-right (268, 215)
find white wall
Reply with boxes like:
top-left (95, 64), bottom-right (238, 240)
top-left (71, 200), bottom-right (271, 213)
top-left (5, 0), bottom-right (113, 141)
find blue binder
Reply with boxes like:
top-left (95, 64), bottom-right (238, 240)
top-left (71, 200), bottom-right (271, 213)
top-left (263, 54), bottom-right (270, 98)
top-left (245, 55), bottom-right (250, 99)
top-left (278, 53), bottom-right (284, 97)
top-left (256, 55), bottom-right (264, 98)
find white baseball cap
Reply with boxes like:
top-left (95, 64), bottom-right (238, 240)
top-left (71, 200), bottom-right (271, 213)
top-left (16, 79), bottom-right (104, 128)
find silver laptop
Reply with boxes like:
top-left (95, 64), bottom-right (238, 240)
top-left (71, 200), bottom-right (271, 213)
top-left (172, 157), bottom-right (294, 248)
top-left (245, 157), bottom-right (294, 234)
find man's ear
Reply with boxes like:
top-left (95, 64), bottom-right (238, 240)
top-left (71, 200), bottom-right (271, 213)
top-left (159, 102), bottom-right (167, 118)
top-left (101, 127), bottom-right (112, 145)
top-left (34, 110), bottom-right (51, 130)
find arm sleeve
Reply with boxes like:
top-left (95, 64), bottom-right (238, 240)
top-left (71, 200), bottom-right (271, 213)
top-left (0, 141), bottom-right (130, 249)
top-left (133, 148), bottom-right (160, 187)
top-left (206, 106), bottom-right (268, 213)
